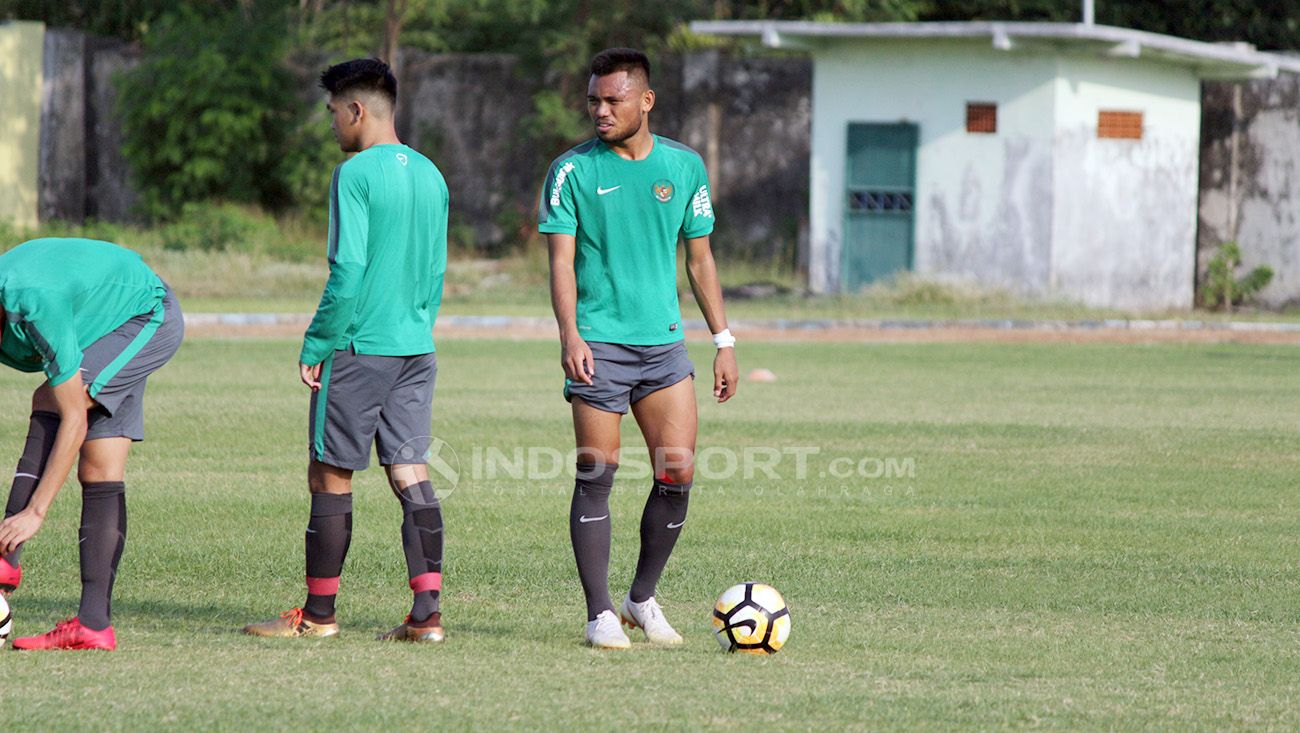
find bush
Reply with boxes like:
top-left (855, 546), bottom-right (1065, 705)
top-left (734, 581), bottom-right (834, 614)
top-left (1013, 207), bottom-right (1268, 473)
top-left (1201, 242), bottom-right (1274, 312)
top-left (117, 1), bottom-right (305, 219)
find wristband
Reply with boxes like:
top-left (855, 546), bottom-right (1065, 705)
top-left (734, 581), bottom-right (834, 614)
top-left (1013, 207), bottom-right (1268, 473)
top-left (712, 328), bottom-right (736, 349)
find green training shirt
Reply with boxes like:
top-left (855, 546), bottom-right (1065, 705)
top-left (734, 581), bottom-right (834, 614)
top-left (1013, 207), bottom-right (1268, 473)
top-left (0, 238), bottom-right (166, 386)
top-left (538, 135), bottom-right (715, 345)
top-left (301, 143), bottom-right (449, 366)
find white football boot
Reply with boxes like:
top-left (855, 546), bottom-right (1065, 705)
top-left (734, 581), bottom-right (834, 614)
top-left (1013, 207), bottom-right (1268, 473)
top-left (585, 609), bottom-right (631, 649)
top-left (619, 595), bottom-right (683, 646)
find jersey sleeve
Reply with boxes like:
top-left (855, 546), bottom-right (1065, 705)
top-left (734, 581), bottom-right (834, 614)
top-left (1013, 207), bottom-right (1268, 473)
top-left (301, 164), bottom-right (369, 366)
top-left (538, 157), bottom-right (579, 235)
top-left (10, 290), bottom-right (83, 386)
top-left (681, 156), bottom-right (716, 239)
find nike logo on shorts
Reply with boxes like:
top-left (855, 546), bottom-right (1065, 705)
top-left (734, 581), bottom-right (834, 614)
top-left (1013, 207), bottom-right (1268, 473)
top-left (579, 514), bottom-right (608, 523)
top-left (597, 186), bottom-right (621, 195)
top-left (667, 520), bottom-right (686, 529)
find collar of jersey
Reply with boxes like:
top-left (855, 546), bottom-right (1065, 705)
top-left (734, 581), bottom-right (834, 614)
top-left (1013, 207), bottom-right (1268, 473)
top-left (599, 134), bottom-right (658, 163)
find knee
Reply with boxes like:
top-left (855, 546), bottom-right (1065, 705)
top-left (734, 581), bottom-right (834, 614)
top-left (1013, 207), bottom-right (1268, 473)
top-left (77, 461), bottom-right (123, 485)
top-left (31, 387), bottom-right (56, 414)
top-left (575, 461), bottom-right (618, 495)
top-left (656, 450), bottom-right (695, 486)
top-left (308, 461), bottom-right (352, 495)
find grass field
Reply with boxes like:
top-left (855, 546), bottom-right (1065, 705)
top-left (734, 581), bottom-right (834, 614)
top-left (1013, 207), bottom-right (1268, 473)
top-left (3, 337), bottom-right (1299, 730)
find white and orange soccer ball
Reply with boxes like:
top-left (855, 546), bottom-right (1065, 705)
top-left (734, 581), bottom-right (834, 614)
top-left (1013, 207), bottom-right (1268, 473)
top-left (711, 582), bottom-right (790, 654)
top-left (0, 593), bottom-right (11, 649)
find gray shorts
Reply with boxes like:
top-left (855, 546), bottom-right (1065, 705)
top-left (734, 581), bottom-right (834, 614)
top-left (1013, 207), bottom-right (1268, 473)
top-left (564, 341), bottom-right (694, 414)
top-left (82, 287), bottom-right (184, 442)
top-left (309, 349), bottom-right (437, 471)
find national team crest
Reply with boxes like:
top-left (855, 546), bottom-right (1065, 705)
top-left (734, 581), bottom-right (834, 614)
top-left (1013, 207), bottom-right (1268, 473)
top-left (652, 179), bottom-right (675, 203)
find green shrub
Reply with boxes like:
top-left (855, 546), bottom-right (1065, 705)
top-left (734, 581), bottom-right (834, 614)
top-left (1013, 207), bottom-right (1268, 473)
top-left (117, 1), bottom-right (304, 219)
top-left (1201, 241), bottom-right (1274, 312)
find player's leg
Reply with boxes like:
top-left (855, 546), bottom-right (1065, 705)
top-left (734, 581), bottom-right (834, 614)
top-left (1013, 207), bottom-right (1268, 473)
top-left (303, 461), bottom-right (354, 623)
top-left (10, 435), bottom-right (128, 652)
top-left (13, 295), bottom-right (181, 651)
top-left (73, 437), bottom-right (131, 633)
top-left (377, 462), bottom-right (446, 642)
top-left (372, 353), bottom-right (444, 642)
top-left (619, 347), bottom-right (696, 645)
top-left (570, 398), bottom-right (630, 648)
top-left (0, 388), bottom-right (61, 595)
top-left (246, 348), bottom-right (381, 638)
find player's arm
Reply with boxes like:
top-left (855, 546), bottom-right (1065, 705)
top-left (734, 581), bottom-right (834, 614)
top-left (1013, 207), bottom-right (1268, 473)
top-left (300, 167), bottom-right (369, 388)
top-left (547, 233), bottom-right (594, 385)
top-left (685, 235), bottom-right (738, 403)
top-left (0, 374), bottom-right (92, 553)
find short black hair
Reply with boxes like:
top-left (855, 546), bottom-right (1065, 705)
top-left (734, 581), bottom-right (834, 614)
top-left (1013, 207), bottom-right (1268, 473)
top-left (590, 47), bottom-right (650, 83)
top-left (319, 58), bottom-right (397, 105)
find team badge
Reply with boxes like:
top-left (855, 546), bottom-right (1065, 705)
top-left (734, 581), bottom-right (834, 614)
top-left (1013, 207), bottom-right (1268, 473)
top-left (652, 179), bottom-right (675, 203)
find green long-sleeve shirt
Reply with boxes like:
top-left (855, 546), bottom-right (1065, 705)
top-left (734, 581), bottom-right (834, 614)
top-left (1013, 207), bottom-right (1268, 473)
top-left (0, 238), bottom-right (166, 387)
top-left (300, 144), bottom-right (448, 366)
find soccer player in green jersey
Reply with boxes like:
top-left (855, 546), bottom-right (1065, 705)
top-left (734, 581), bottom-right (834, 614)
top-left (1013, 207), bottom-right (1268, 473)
top-left (539, 48), bottom-right (739, 648)
top-left (244, 58), bottom-right (451, 643)
top-left (0, 238), bottom-right (184, 650)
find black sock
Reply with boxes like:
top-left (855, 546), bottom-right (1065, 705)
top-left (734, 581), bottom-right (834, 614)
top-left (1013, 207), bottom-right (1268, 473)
top-left (304, 493), bottom-right (352, 621)
top-left (570, 462), bottom-right (617, 621)
top-left (398, 481), bottom-right (443, 623)
top-left (3, 411), bottom-right (60, 569)
top-left (77, 481), bottom-right (126, 631)
top-left (629, 478), bottom-right (691, 603)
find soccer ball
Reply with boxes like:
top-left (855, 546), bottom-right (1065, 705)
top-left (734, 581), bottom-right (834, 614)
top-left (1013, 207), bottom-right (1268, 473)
top-left (0, 593), bottom-right (11, 649)
top-left (711, 582), bottom-right (790, 654)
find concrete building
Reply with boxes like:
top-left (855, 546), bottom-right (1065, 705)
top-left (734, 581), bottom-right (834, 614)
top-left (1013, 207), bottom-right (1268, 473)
top-left (0, 21), bottom-right (45, 229)
top-left (691, 21), bottom-right (1300, 310)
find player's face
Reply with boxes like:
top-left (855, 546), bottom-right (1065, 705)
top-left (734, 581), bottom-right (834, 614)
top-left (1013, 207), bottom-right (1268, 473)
top-left (587, 71), bottom-right (650, 144)
top-left (326, 95), bottom-right (362, 153)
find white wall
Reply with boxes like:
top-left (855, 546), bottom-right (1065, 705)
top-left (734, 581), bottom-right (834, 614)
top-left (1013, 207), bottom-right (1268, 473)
top-left (809, 38), bottom-right (1202, 309)
top-left (1049, 55), bottom-right (1202, 310)
top-left (811, 39), bottom-right (1057, 294)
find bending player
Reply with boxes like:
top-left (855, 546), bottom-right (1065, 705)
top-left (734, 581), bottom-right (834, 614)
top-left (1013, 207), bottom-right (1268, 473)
top-left (244, 58), bottom-right (450, 643)
top-left (539, 48), bottom-right (738, 649)
top-left (0, 237), bottom-right (184, 650)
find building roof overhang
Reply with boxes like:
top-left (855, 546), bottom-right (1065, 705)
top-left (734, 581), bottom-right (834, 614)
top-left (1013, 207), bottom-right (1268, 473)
top-left (688, 21), bottom-right (1300, 80)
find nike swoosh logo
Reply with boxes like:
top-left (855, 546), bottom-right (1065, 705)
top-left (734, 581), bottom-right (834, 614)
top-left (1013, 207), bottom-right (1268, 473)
top-left (597, 186), bottom-right (621, 195)
top-left (667, 520), bottom-right (685, 529)
top-left (579, 514), bottom-right (608, 523)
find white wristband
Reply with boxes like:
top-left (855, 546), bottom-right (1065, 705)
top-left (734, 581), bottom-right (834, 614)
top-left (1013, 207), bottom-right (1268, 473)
top-left (712, 328), bottom-right (736, 349)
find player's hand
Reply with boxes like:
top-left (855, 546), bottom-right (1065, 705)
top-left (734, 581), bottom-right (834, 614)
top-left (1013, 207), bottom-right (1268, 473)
top-left (714, 347), bottom-right (738, 403)
top-left (561, 334), bottom-right (596, 385)
top-left (300, 362), bottom-right (323, 391)
top-left (0, 508), bottom-right (45, 555)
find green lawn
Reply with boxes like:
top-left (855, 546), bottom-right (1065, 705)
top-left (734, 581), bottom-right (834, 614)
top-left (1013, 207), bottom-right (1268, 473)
top-left (3, 339), bottom-right (1298, 730)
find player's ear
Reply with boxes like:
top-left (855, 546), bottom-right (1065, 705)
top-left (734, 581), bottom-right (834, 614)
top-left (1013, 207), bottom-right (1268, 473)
top-left (349, 99), bottom-right (364, 124)
top-left (642, 88), bottom-right (655, 114)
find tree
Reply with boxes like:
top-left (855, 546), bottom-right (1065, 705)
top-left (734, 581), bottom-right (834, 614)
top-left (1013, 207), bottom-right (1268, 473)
top-left (117, 1), bottom-right (313, 217)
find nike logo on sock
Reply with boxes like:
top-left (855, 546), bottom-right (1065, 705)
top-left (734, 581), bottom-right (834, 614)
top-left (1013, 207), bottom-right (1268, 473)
top-left (305, 528), bottom-right (317, 533)
top-left (667, 520), bottom-right (686, 529)
top-left (597, 186), bottom-right (621, 195)
top-left (579, 514), bottom-right (608, 523)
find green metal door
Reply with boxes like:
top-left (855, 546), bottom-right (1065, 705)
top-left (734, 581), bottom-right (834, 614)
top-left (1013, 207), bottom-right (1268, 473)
top-left (842, 123), bottom-right (917, 291)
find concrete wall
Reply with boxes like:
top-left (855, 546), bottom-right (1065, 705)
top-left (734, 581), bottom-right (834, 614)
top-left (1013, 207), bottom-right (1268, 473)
top-left (660, 51), bottom-right (811, 265)
top-left (39, 28), bottom-right (86, 222)
top-left (809, 38), bottom-right (1201, 309)
top-left (1200, 77), bottom-right (1300, 308)
top-left (810, 39), bottom-right (1058, 295)
top-left (396, 52), bottom-right (540, 252)
top-left (0, 21), bottom-right (44, 229)
top-left (1049, 55), bottom-right (1201, 310)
